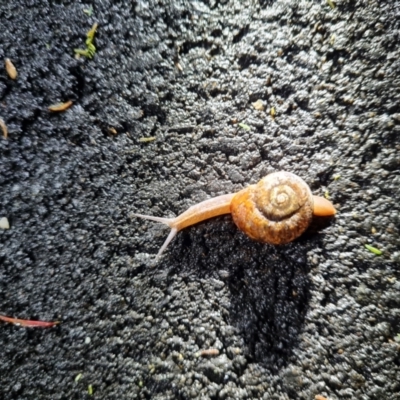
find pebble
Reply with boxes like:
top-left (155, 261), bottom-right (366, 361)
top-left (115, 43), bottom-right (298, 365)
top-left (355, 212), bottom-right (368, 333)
top-left (0, 217), bottom-right (10, 229)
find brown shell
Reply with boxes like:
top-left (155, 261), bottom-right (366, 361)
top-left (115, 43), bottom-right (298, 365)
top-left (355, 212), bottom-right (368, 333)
top-left (230, 171), bottom-right (314, 245)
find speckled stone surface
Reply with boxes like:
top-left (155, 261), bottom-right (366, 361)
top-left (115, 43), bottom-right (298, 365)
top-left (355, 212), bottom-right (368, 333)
top-left (0, 0), bottom-right (399, 399)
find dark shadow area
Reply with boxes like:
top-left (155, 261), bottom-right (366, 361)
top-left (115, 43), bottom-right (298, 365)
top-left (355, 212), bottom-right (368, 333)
top-left (145, 216), bottom-right (334, 375)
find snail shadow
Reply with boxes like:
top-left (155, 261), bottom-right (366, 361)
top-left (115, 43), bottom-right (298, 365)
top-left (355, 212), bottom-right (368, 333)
top-left (154, 216), bottom-right (324, 373)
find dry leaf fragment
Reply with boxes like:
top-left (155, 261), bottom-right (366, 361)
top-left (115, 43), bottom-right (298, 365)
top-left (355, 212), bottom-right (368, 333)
top-left (0, 118), bottom-right (8, 139)
top-left (326, 0), bottom-right (336, 9)
top-left (252, 99), bottom-right (264, 111)
top-left (364, 244), bottom-right (382, 255)
top-left (139, 136), bottom-right (156, 143)
top-left (238, 123), bottom-right (251, 131)
top-left (108, 127), bottom-right (117, 135)
top-left (196, 349), bottom-right (220, 357)
top-left (175, 62), bottom-right (183, 72)
top-left (48, 100), bottom-right (73, 112)
top-left (315, 395), bottom-right (328, 400)
top-left (74, 23), bottom-right (98, 59)
top-left (5, 58), bottom-right (17, 79)
top-left (86, 23), bottom-right (98, 41)
top-left (83, 5), bottom-right (93, 16)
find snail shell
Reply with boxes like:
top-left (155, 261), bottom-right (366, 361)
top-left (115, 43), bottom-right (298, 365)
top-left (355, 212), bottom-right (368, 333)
top-left (230, 171), bottom-right (314, 245)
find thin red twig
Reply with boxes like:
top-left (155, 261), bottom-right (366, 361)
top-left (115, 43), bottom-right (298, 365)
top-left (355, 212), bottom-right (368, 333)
top-left (0, 314), bottom-right (60, 328)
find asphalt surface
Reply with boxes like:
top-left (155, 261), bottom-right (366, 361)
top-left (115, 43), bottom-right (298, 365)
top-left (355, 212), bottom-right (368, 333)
top-left (1, 0), bottom-right (399, 399)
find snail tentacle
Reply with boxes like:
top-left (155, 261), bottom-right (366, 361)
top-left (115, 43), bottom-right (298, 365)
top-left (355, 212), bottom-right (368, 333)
top-left (131, 213), bottom-right (176, 258)
top-left (156, 227), bottom-right (178, 260)
top-left (131, 213), bottom-right (175, 227)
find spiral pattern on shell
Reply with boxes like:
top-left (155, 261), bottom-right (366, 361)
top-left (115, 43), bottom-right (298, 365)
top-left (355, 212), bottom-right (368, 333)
top-left (230, 171), bottom-right (314, 245)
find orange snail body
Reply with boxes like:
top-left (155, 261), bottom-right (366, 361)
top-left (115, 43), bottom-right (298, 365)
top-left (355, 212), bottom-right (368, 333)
top-left (132, 171), bottom-right (336, 260)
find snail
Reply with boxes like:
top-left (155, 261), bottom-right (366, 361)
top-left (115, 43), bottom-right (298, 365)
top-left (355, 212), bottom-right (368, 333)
top-left (133, 171), bottom-right (336, 260)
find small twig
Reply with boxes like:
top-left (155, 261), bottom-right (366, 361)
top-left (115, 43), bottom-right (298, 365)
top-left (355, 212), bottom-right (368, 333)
top-left (0, 314), bottom-right (60, 328)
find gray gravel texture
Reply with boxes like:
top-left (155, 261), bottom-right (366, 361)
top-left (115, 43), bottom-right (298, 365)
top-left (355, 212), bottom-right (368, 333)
top-left (1, 0), bottom-right (400, 399)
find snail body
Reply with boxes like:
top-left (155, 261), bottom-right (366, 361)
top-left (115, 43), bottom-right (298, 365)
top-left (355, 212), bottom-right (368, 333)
top-left (133, 171), bottom-right (336, 260)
